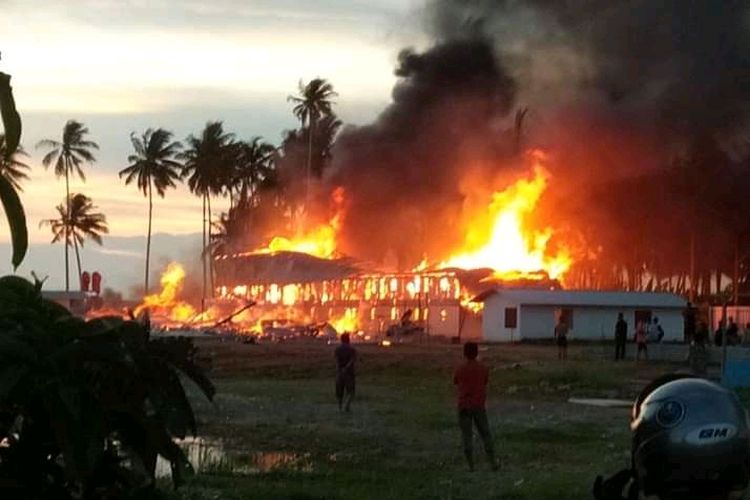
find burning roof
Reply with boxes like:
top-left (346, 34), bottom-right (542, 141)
top-left (214, 251), bottom-right (362, 286)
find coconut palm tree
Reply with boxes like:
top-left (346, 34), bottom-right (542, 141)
top-left (180, 122), bottom-right (235, 305)
top-left (287, 78), bottom-right (337, 206)
top-left (0, 134), bottom-right (30, 191)
top-left (119, 128), bottom-right (183, 294)
top-left (40, 193), bottom-right (108, 288)
top-left (233, 137), bottom-right (276, 208)
top-left (36, 120), bottom-right (99, 291)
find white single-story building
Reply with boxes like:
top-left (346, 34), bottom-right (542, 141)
top-left (475, 288), bottom-right (687, 342)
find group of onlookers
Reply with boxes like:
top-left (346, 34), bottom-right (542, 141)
top-left (710, 317), bottom-right (750, 346)
top-left (612, 313), bottom-right (664, 361)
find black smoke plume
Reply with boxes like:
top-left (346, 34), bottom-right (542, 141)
top-left (324, 0), bottom-right (750, 291)
top-left (329, 38), bottom-right (519, 268)
top-left (431, 0), bottom-right (750, 158)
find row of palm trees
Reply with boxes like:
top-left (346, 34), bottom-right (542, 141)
top-left (0, 78), bottom-right (340, 300)
top-left (1, 127), bottom-right (107, 293)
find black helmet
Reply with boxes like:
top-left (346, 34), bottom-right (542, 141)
top-left (631, 374), bottom-right (750, 498)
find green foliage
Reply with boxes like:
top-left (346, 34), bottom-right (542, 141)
top-left (40, 193), bottom-right (109, 247)
top-left (0, 73), bottom-right (21, 158)
top-left (120, 128), bottom-right (183, 198)
top-left (0, 72), bottom-right (26, 269)
top-left (0, 276), bottom-right (215, 498)
top-left (287, 79), bottom-right (337, 126)
top-left (180, 122), bottom-right (235, 198)
top-left (0, 176), bottom-right (27, 269)
top-left (0, 134), bottom-right (31, 191)
top-left (37, 120), bottom-right (99, 181)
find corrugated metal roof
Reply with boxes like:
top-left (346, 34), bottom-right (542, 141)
top-left (475, 288), bottom-right (686, 308)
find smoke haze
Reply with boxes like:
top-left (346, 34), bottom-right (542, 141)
top-left (320, 0), bottom-right (750, 286)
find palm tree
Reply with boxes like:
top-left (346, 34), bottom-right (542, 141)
top-left (119, 128), bottom-right (183, 294)
top-left (233, 137), bottom-right (276, 208)
top-left (287, 78), bottom-right (337, 206)
top-left (180, 122), bottom-right (235, 305)
top-left (40, 193), bottom-right (109, 288)
top-left (0, 134), bottom-right (30, 191)
top-left (36, 120), bottom-right (99, 291)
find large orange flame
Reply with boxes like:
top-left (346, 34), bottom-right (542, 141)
top-left (252, 187), bottom-right (346, 259)
top-left (134, 262), bottom-right (197, 322)
top-left (442, 154), bottom-right (571, 281)
top-left (329, 308), bottom-right (359, 334)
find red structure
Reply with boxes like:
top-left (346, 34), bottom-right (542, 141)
top-left (80, 271), bottom-right (90, 292)
top-left (91, 272), bottom-right (102, 295)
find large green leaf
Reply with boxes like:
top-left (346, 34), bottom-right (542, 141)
top-left (0, 73), bottom-right (21, 157)
top-left (0, 175), bottom-right (27, 268)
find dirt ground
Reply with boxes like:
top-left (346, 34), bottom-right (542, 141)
top-left (170, 340), bottom-right (687, 499)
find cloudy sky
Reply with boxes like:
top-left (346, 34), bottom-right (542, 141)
top-left (0, 0), bottom-right (425, 291)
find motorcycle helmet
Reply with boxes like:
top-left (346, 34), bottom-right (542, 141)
top-left (631, 374), bottom-right (750, 499)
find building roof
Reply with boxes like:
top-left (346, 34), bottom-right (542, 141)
top-left (214, 251), bottom-right (363, 285)
top-left (474, 288), bottom-right (686, 308)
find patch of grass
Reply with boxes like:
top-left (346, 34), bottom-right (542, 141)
top-left (169, 342), bottom-right (686, 499)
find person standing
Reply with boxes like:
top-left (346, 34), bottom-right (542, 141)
top-left (635, 320), bottom-right (648, 361)
top-left (453, 342), bottom-right (498, 471)
top-left (334, 333), bottom-right (357, 412)
top-left (554, 317), bottom-right (569, 360)
top-left (726, 317), bottom-right (739, 345)
top-left (683, 302), bottom-right (696, 343)
top-left (647, 317), bottom-right (664, 343)
top-left (653, 317), bottom-right (664, 343)
top-left (615, 313), bottom-right (628, 360)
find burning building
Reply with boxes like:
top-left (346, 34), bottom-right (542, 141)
top-left (209, 157), bottom-right (568, 340)
top-left (214, 252), bottom-right (476, 338)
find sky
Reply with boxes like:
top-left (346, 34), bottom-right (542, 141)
top-left (0, 0), bottom-right (425, 292)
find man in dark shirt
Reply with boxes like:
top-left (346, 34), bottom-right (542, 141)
top-left (453, 342), bottom-right (498, 471)
top-left (683, 302), bottom-right (696, 343)
top-left (334, 333), bottom-right (357, 412)
top-left (614, 313), bottom-right (627, 361)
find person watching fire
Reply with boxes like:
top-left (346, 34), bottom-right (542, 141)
top-left (334, 333), bottom-right (357, 412)
top-left (453, 342), bottom-right (499, 472)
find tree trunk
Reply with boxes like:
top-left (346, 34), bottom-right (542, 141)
top-left (734, 237), bottom-right (740, 306)
top-left (201, 193), bottom-right (207, 312)
top-left (73, 234), bottom-right (82, 291)
top-left (305, 116), bottom-right (315, 210)
top-left (689, 231), bottom-right (696, 302)
top-left (207, 194), bottom-right (214, 297)
top-left (145, 180), bottom-right (153, 294)
top-left (715, 269), bottom-right (722, 297)
top-left (64, 164), bottom-right (70, 291)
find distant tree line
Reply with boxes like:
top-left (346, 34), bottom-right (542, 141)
top-left (0, 78), bottom-right (340, 307)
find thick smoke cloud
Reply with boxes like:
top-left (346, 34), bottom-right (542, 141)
top-left (329, 38), bottom-right (519, 267)
top-left (326, 0), bottom-right (750, 284)
top-left (431, 0), bottom-right (750, 154)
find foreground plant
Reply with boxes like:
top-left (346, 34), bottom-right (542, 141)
top-left (0, 276), bottom-right (215, 498)
top-left (0, 70), bottom-right (26, 269)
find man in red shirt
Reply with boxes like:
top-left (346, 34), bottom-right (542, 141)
top-left (453, 342), bottom-right (498, 471)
